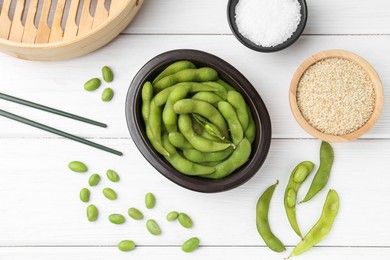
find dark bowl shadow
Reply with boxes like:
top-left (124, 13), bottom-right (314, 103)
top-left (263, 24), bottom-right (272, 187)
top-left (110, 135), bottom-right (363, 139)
top-left (227, 0), bottom-right (308, 52)
top-left (125, 49), bottom-right (272, 193)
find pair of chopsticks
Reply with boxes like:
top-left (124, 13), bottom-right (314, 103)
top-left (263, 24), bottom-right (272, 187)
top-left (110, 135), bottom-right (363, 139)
top-left (0, 92), bottom-right (122, 156)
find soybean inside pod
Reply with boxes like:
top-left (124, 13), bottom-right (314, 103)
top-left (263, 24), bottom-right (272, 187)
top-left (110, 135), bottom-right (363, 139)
top-left (139, 60), bottom-right (258, 180)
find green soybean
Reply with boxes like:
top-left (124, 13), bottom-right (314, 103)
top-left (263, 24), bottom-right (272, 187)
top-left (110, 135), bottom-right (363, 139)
top-left (227, 90), bottom-right (249, 131)
top-left (178, 114), bottom-right (233, 152)
top-left (128, 207), bottom-right (144, 220)
top-left (80, 188), bottom-right (90, 202)
top-left (203, 138), bottom-right (251, 179)
top-left (106, 169), bottom-right (120, 182)
top-left (109, 213), bottom-right (126, 224)
top-left (218, 101), bottom-right (243, 145)
top-left (84, 78), bottom-right (101, 91)
top-left (174, 99), bottom-right (229, 138)
top-left (166, 211), bottom-right (179, 221)
top-left (256, 181), bottom-right (285, 253)
top-left (153, 67), bottom-right (218, 92)
top-left (183, 147), bottom-right (234, 163)
top-left (153, 61), bottom-right (197, 84)
top-left (178, 213), bottom-right (193, 228)
top-left (192, 113), bottom-right (226, 140)
top-left (68, 161), bottom-right (88, 173)
top-left (103, 188), bottom-right (117, 200)
top-left (289, 189), bottom-right (340, 258)
top-left (88, 174), bottom-right (101, 186)
top-left (87, 204), bottom-right (98, 222)
top-left (118, 240), bottom-right (135, 252)
top-left (301, 142), bottom-right (334, 203)
top-left (182, 237), bottom-right (200, 253)
top-left (284, 161), bottom-right (315, 238)
top-left (145, 192), bottom-right (156, 209)
top-left (102, 66), bottom-right (113, 82)
top-left (146, 219), bottom-right (161, 235)
top-left (162, 135), bottom-right (215, 176)
top-left (101, 87), bottom-right (114, 102)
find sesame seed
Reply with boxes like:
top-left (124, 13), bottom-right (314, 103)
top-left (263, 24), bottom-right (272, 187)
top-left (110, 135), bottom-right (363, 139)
top-left (297, 58), bottom-right (375, 136)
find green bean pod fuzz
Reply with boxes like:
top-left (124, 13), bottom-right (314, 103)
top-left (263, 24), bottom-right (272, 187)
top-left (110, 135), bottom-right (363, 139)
top-left (301, 141), bottom-right (334, 203)
top-left (284, 161), bottom-right (315, 238)
top-left (289, 189), bottom-right (340, 258)
top-left (256, 181), bottom-right (286, 253)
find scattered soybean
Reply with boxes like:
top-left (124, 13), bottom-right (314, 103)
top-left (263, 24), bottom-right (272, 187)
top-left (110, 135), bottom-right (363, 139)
top-left (102, 66), bottom-right (114, 82)
top-left (166, 211), bottom-right (179, 221)
top-left (101, 87), bottom-right (114, 102)
top-left (88, 174), bottom-right (101, 186)
top-left (145, 192), bottom-right (156, 209)
top-left (182, 237), bottom-right (200, 253)
top-left (103, 188), bottom-right (117, 200)
top-left (106, 169), bottom-right (120, 182)
top-left (178, 213), bottom-right (193, 228)
top-left (117, 240), bottom-right (135, 252)
top-left (79, 188), bottom-right (90, 202)
top-left (109, 214), bottom-right (126, 224)
top-left (84, 78), bottom-right (101, 91)
top-left (128, 207), bottom-right (144, 220)
top-left (146, 219), bottom-right (161, 235)
top-left (68, 161), bottom-right (88, 173)
top-left (87, 204), bottom-right (98, 222)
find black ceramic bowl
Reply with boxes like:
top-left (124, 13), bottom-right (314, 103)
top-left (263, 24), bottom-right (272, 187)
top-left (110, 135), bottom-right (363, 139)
top-left (125, 49), bottom-right (271, 193)
top-left (227, 0), bottom-right (308, 52)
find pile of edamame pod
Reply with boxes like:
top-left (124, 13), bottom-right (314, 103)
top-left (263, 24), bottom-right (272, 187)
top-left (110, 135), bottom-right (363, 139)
top-left (256, 141), bottom-right (339, 258)
top-left (141, 60), bottom-right (256, 179)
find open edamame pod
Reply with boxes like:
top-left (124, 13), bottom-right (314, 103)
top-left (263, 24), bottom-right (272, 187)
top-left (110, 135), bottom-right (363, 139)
top-left (284, 161), bottom-right (315, 238)
top-left (256, 181), bottom-right (286, 253)
top-left (289, 189), bottom-right (340, 258)
top-left (301, 142), bottom-right (334, 203)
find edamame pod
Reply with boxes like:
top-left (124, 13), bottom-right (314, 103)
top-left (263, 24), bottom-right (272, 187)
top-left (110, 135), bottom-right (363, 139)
top-left (162, 85), bottom-right (190, 133)
top-left (153, 68), bottom-right (218, 92)
top-left (141, 82), bottom-right (153, 122)
top-left (183, 147), bottom-right (234, 163)
top-left (256, 181), bottom-right (286, 253)
top-left (301, 142), bottom-right (334, 203)
top-left (284, 161), bottom-right (315, 238)
top-left (178, 114), bottom-right (233, 153)
top-left (245, 105), bottom-right (256, 144)
top-left (200, 81), bottom-right (228, 99)
top-left (203, 138), bottom-right (251, 179)
top-left (289, 189), bottom-right (340, 258)
top-left (173, 99), bottom-right (229, 139)
top-left (227, 91), bottom-right (249, 131)
top-left (152, 61), bottom-right (197, 84)
top-left (192, 91), bottom-right (223, 106)
top-left (161, 135), bottom-right (215, 176)
top-left (168, 132), bottom-right (193, 149)
top-left (216, 79), bottom-right (235, 91)
top-left (192, 113), bottom-right (226, 141)
top-left (218, 101), bottom-right (243, 145)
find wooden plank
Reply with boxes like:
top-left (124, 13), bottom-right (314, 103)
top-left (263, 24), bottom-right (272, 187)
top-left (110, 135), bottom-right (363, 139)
top-left (49, 0), bottom-right (67, 43)
top-left (0, 138), bottom-right (389, 246)
top-left (8, 0), bottom-right (26, 42)
top-left (123, 0), bottom-right (390, 35)
top-left (0, 34), bottom-right (388, 139)
top-left (35, 0), bottom-right (52, 43)
top-left (0, 0), bottom-right (12, 39)
top-left (21, 0), bottom-right (39, 43)
top-left (1, 246), bottom-right (390, 260)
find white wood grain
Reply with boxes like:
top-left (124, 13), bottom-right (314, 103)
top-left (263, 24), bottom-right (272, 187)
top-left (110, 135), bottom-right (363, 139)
top-left (1, 246), bottom-right (390, 260)
top-left (0, 35), bottom-right (388, 139)
top-left (0, 138), bottom-right (389, 246)
top-left (124, 0), bottom-right (390, 35)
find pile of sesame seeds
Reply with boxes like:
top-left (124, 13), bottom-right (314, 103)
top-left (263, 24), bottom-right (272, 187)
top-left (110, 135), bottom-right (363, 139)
top-left (297, 58), bottom-right (375, 136)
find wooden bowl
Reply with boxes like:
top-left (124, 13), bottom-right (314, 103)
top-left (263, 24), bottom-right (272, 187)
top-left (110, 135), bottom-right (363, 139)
top-left (289, 50), bottom-right (384, 142)
top-left (0, 0), bottom-right (143, 61)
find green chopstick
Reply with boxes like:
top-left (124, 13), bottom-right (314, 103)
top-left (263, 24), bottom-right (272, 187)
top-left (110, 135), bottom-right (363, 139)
top-left (0, 109), bottom-right (123, 156)
top-left (0, 92), bottom-right (107, 128)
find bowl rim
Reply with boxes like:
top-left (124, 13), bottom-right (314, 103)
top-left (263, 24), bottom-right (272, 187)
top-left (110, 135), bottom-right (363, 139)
top-left (125, 49), bottom-right (272, 193)
top-left (289, 49), bottom-right (384, 142)
top-left (227, 0), bottom-right (308, 53)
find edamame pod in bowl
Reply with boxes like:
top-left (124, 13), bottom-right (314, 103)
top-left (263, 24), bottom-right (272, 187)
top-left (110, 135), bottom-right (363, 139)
top-left (126, 49), bottom-right (271, 193)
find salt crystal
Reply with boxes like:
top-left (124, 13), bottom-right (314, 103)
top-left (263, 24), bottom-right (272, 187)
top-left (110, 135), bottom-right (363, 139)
top-left (235, 0), bottom-right (301, 47)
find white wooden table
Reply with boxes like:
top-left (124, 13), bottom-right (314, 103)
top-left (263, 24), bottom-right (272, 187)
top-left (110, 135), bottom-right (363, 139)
top-left (1, 0), bottom-right (389, 259)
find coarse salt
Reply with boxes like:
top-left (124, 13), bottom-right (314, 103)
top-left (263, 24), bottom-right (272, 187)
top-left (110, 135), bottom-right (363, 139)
top-left (235, 0), bottom-right (301, 47)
